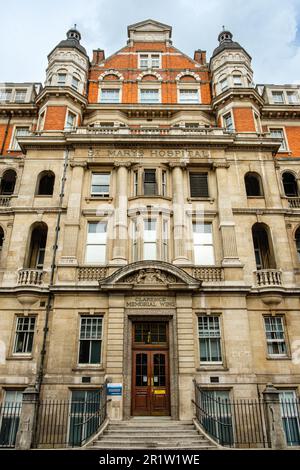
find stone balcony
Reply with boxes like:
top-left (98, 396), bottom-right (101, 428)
top-left (17, 269), bottom-right (46, 286)
top-left (0, 196), bottom-right (11, 207)
top-left (254, 269), bottom-right (282, 287)
top-left (287, 197), bottom-right (300, 208)
top-left (73, 126), bottom-right (226, 137)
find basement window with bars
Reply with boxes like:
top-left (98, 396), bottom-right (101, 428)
top-left (189, 173), bottom-right (209, 198)
top-left (264, 316), bottom-right (287, 357)
top-left (198, 315), bottom-right (222, 363)
top-left (13, 317), bottom-right (36, 354)
top-left (78, 316), bottom-right (103, 364)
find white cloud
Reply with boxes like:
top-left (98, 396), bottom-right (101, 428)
top-left (1, 0), bottom-right (300, 84)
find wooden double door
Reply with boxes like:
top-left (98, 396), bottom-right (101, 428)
top-left (131, 322), bottom-right (170, 416)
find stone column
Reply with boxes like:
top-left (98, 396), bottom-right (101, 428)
top-left (170, 163), bottom-right (190, 264)
top-left (15, 386), bottom-right (39, 450)
top-left (263, 383), bottom-right (287, 449)
top-left (214, 161), bottom-right (240, 265)
top-left (111, 161), bottom-right (130, 265)
top-left (61, 161), bottom-right (86, 262)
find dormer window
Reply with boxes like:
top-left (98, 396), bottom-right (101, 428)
top-left (0, 89), bottom-right (12, 102)
top-left (272, 91), bottom-right (284, 104)
top-left (15, 89), bottom-right (27, 102)
top-left (287, 91), bottom-right (298, 104)
top-left (139, 53), bottom-right (161, 69)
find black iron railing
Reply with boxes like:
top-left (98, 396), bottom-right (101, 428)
top-left (193, 381), bottom-right (269, 448)
top-left (34, 384), bottom-right (107, 448)
top-left (280, 396), bottom-right (300, 446)
top-left (0, 401), bottom-right (22, 447)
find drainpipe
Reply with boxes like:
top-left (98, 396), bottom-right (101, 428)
top-left (35, 146), bottom-right (70, 393)
top-left (0, 112), bottom-right (12, 155)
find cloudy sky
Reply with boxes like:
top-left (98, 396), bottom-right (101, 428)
top-left (1, 0), bottom-right (300, 85)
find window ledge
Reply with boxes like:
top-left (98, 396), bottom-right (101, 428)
top-left (188, 197), bottom-right (214, 202)
top-left (247, 196), bottom-right (265, 199)
top-left (85, 197), bottom-right (113, 202)
top-left (6, 355), bottom-right (33, 361)
top-left (34, 195), bottom-right (53, 198)
top-left (197, 365), bottom-right (228, 371)
top-left (72, 365), bottom-right (105, 371)
top-left (266, 356), bottom-right (291, 361)
top-left (129, 195), bottom-right (172, 201)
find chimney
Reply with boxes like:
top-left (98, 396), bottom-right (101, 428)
top-left (194, 50), bottom-right (206, 65)
top-left (92, 49), bottom-right (105, 64)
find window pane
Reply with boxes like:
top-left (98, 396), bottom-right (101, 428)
top-left (140, 89), bottom-right (159, 103)
top-left (91, 173), bottom-right (110, 195)
top-left (179, 89), bottom-right (199, 103)
top-left (79, 341), bottom-right (90, 363)
top-left (90, 341), bottom-right (101, 363)
top-left (85, 245), bottom-right (106, 263)
top-left (144, 243), bottom-right (157, 260)
top-left (100, 89), bottom-right (119, 103)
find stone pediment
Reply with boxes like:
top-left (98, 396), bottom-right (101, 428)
top-left (99, 261), bottom-right (201, 291)
top-left (127, 19), bottom-right (172, 43)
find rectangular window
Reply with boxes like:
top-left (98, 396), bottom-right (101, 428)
top-left (270, 128), bottom-right (287, 151)
top-left (179, 89), bottom-right (199, 103)
top-left (69, 389), bottom-right (101, 446)
top-left (198, 316), bottom-right (222, 363)
top-left (66, 111), bottom-right (76, 129)
top-left (11, 127), bottom-right (30, 150)
top-left (220, 78), bottom-right (228, 91)
top-left (287, 92), bottom-right (298, 104)
top-left (57, 73), bottom-right (66, 85)
top-left (85, 222), bottom-right (107, 264)
top-left (162, 170), bottom-right (167, 196)
top-left (0, 89), bottom-right (12, 102)
top-left (132, 220), bottom-right (138, 262)
top-left (139, 53), bottom-right (161, 69)
top-left (233, 75), bottom-right (242, 86)
top-left (78, 316), bottom-right (103, 364)
top-left (143, 219), bottom-right (157, 260)
top-left (193, 222), bottom-right (215, 265)
top-left (72, 76), bottom-right (80, 91)
top-left (13, 317), bottom-right (36, 354)
top-left (15, 89), bottom-right (27, 102)
top-left (279, 391), bottom-right (300, 446)
top-left (143, 169), bottom-right (157, 195)
top-left (201, 390), bottom-right (233, 445)
top-left (100, 88), bottom-right (120, 103)
top-left (223, 112), bottom-right (234, 131)
top-left (91, 173), bottom-right (110, 197)
top-left (272, 91), bottom-right (284, 103)
top-left (189, 173), bottom-right (209, 198)
top-left (162, 219), bottom-right (168, 261)
top-left (140, 89), bottom-right (159, 103)
top-left (133, 171), bottom-right (138, 196)
top-left (264, 316), bottom-right (287, 356)
top-left (0, 390), bottom-right (22, 447)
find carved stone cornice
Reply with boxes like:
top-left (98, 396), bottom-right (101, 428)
top-left (70, 161), bottom-right (87, 169)
top-left (114, 161), bottom-right (132, 168)
top-left (168, 161), bottom-right (187, 169)
top-left (212, 160), bottom-right (230, 170)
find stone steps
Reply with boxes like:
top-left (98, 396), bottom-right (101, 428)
top-left (89, 419), bottom-right (217, 450)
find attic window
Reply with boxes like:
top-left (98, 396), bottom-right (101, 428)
top-left (139, 53), bottom-right (161, 69)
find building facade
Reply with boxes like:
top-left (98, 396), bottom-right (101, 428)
top-left (0, 19), bottom-right (300, 433)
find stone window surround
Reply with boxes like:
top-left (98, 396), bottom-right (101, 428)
top-left (98, 82), bottom-right (122, 104)
top-left (268, 126), bottom-right (289, 153)
top-left (8, 124), bottom-right (31, 151)
top-left (64, 108), bottom-right (79, 129)
top-left (49, 67), bottom-right (84, 93)
top-left (82, 218), bottom-right (109, 266)
top-left (138, 52), bottom-right (162, 69)
top-left (7, 313), bottom-right (38, 360)
top-left (89, 169), bottom-right (112, 198)
top-left (195, 311), bottom-right (227, 369)
top-left (269, 88), bottom-right (300, 105)
top-left (279, 168), bottom-right (299, 198)
top-left (192, 218), bottom-right (216, 266)
top-left (129, 214), bottom-right (171, 263)
top-left (177, 82), bottom-right (201, 104)
top-left (138, 80), bottom-right (161, 104)
top-left (188, 169), bottom-right (210, 199)
top-left (262, 313), bottom-right (290, 360)
top-left (222, 110), bottom-right (235, 131)
top-left (130, 165), bottom-right (169, 197)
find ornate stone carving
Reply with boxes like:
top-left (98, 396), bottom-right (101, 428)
top-left (123, 268), bottom-right (177, 285)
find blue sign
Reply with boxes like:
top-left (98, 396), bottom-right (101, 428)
top-left (107, 383), bottom-right (122, 396)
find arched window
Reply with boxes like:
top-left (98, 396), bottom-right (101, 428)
top-left (282, 172), bottom-right (298, 196)
top-left (0, 170), bottom-right (16, 195)
top-left (295, 227), bottom-right (300, 261)
top-left (0, 226), bottom-right (4, 252)
top-left (26, 222), bottom-right (48, 269)
top-left (252, 223), bottom-right (275, 270)
top-left (245, 172), bottom-right (263, 197)
top-left (36, 171), bottom-right (55, 196)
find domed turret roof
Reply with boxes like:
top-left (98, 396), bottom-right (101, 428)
top-left (49, 26), bottom-right (87, 57)
top-left (212, 28), bottom-right (251, 59)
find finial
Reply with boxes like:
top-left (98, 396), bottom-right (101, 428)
top-left (222, 25), bottom-right (225, 31)
top-left (74, 23), bottom-right (77, 29)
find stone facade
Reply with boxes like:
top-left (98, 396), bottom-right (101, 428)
top-left (0, 20), bottom-right (300, 435)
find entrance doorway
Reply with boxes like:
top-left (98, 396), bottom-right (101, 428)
top-left (131, 322), bottom-right (170, 416)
